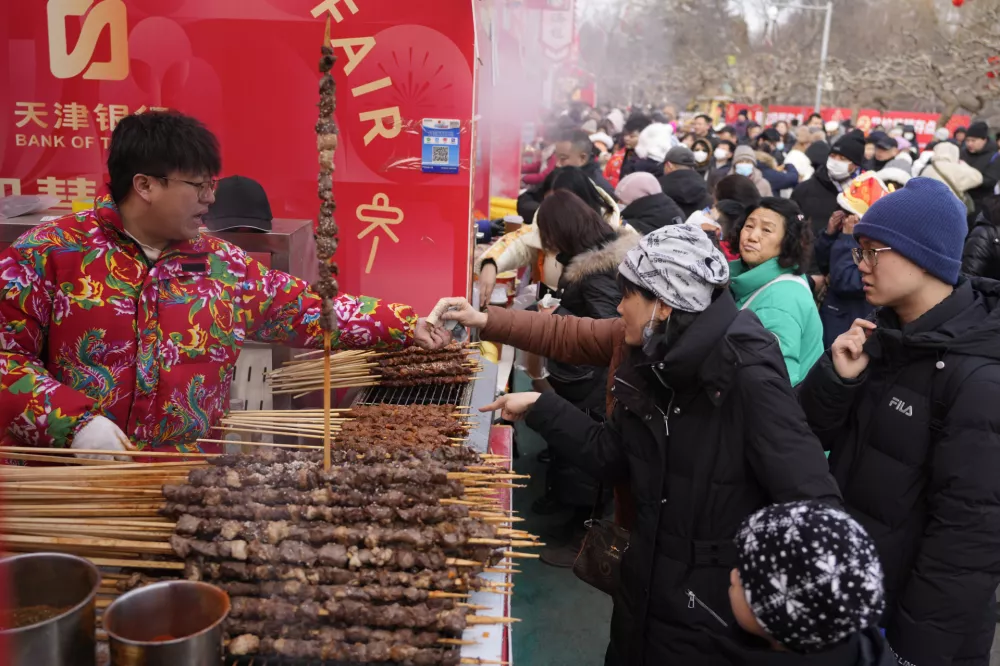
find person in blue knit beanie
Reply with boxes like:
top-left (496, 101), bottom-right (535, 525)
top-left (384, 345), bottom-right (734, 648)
top-left (799, 176), bottom-right (1000, 666)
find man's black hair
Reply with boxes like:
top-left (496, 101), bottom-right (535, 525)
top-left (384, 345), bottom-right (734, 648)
top-left (719, 125), bottom-right (737, 136)
top-left (561, 129), bottom-right (595, 158)
top-left (747, 121), bottom-right (761, 130)
top-left (738, 109), bottom-right (749, 117)
top-left (716, 139), bottom-right (737, 153)
top-left (695, 113), bottom-right (713, 124)
top-left (624, 114), bottom-right (653, 135)
top-left (107, 111), bottom-right (221, 204)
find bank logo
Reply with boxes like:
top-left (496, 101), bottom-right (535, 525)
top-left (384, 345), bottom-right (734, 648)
top-left (47, 0), bottom-right (129, 80)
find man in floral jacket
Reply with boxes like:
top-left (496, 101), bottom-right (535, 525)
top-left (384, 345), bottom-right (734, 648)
top-left (0, 111), bottom-right (444, 458)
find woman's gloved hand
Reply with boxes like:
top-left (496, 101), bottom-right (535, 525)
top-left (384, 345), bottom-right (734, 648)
top-left (71, 415), bottom-right (136, 462)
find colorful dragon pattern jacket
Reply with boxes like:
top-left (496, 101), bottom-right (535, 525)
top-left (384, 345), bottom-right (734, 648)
top-left (0, 193), bottom-right (417, 454)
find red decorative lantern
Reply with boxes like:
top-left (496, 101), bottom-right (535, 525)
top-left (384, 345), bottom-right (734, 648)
top-left (952, 0), bottom-right (964, 6)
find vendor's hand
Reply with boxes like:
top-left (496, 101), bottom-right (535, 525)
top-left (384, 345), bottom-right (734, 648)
top-left (831, 318), bottom-right (876, 380)
top-left (71, 415), bottom-right (136, 462)
top-left (413, 318), bottom-right (452, 350)
top-left (480, 392), bottom-right (542, 421)
top-left (478, 264), bottom-right (498, 309)
top-left (430, 297), bottom-right (489, 330)
top-left (827, 210), bottom-right (846, 236)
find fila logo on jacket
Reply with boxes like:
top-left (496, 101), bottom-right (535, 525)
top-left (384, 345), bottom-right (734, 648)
top-left (889, 397), bottom-right (914, 417)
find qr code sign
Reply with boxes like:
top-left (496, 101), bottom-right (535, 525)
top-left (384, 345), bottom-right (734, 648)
top-left (432, 146), bottom-right (449, 163)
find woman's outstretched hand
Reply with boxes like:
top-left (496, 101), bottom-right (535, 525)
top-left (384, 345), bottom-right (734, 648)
top-left (428, 297), bottom-right (489, 330)
top-left (480, 392), bottom-right (542, 421)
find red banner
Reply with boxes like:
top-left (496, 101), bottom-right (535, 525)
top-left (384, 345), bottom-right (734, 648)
top-left (1, 0), bottom-right (477, 314)
top-left (724, 105), bottom-right (970, 148)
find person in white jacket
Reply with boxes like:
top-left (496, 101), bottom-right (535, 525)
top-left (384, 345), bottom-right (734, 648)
top-left (783, 127), bottom-right (816, 184)
top-left (476, 167), bottom-right (622, 301)
top-left (918, 141), bottom-right (984, 204)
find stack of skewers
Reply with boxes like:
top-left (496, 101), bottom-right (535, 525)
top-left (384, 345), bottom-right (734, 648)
top-left (263, 344), bottom-right (483, 398)
top-left (0, 405), bottom-right (528, 666)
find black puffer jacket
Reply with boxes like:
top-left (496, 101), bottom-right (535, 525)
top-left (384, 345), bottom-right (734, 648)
top-left (658, 169), bottom-right (713, 218)
top-left (799, 278), bottom-right (1000, 666)
top-left (792, 164), bottom-right (841, 241)
top-left (621, 157), bottom-right (665, 179)
top-left (962, 210), bottom-right (1000, 279)
top-left (621, 193), bottom-right (686, 235)
top-left (525, 290), bottom-right (841, 666)
top-left (960, 140), bottom-right (1000, 221)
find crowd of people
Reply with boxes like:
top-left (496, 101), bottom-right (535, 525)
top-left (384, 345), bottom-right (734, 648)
top-left (429, 105), bottom-right (1000, 665)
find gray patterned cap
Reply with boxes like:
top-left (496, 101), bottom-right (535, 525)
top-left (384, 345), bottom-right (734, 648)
top-left (617, 222), bottom-right (729, 313)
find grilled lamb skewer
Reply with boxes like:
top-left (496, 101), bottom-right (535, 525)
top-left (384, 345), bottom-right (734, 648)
top-left (162, 501), bottom-right (471, 525)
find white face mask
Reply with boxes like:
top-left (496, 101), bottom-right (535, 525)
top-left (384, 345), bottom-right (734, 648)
top-left (776, 142), bottom-right (785, 152)
top-left (693, 150), bottom-right (709, 163)
top-left (826, 157), bottom-right (853, 181)
top-left (714, 147), bottom-right (730, 161)
top-left (904, 132), bottom-right (915, 140)
top-left (734, 163), bottom-right (754, 177)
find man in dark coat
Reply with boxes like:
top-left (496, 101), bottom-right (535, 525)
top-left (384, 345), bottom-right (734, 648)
top-left (440, 225), bottom-right (841, 666)
top-left (960, 121), bottom-right (1000, 227)
top-left (799, 178), bottom-right (1000, 666)
top-left (814, 211), bottom-right (873, 349)
top-left (658, 146), bottom-right (713, 218)
top-left (554, 128), bottom-right (616, 198)
top-left (792, 131), bottom-right (866, 268)
top-left (962, 194), bottom-right (1000, 279)
top-left (615, 171), bottom-right (685, 234)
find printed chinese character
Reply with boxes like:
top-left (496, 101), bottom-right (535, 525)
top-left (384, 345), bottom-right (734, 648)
top-left (54, 102), bottom-right (90, 130)
top-left (37, 177), bottom-right (70, 207)
top-left (67, 177), bottom-right (97, 204)
top-left (356, 193), bottom-right (404, 274)
top-left (133, 105), bottom-right (169, 115)
top-left (14, 102), bottom-right (49, 129)
top-left (0, 178), bottom-right (21, 197)
top-left (94, 103), bottom-right (129, 132)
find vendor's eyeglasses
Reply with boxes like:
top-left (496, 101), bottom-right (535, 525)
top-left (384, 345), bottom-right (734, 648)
top-left (154, 176), bottom-right (219, 197)
top-left (851, 247), bottom-right (893, 268)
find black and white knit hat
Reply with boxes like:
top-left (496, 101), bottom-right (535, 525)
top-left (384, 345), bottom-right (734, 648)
top-left (734, 501), bottom-right (885, 654)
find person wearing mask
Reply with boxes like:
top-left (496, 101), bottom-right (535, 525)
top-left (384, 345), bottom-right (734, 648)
top-left (478, 166), bottom-right (621, 301)
top-left (553, 129), bottom-right (616, 197)
top-left (792, 130), bottom-right (866, 242)
top-left (960, 121), bottom-right (1000, 226)
top-left (731, 145), bottom-right (773, 197)
top-left (621, 122), bottom-right (675, 179)
top-left (617, 172), bottom-right (685, 234)
top-left (754, 150), bottom-right (799, 197)
top-left (783, 127), bottom-right (816, 183)
top-left (813, 173), bottom-right (890, 348)
top-left (707, 140), bottom-right (737, 191)
top-left (658, 146), bottom-right (714, 218)
top-left (900, 125), bottom-right (920, 161)
top-left (528, 190), bottom-right (638, 566)
top-left (805, 112), bottom-right (825, 132)
top-left (728, 198), bottom-right (824, 386)
top-left (717, 125), bottom-right (739, 145)
top-left (691, 137), bottom-right (714, 179)
top-left (604, 114), bottom-right (653, 189)
top-left (919, 141), bottom-right (983, 211)
top-left (723, 501), bottom-right (894, 666)
top-left (799, 178), bottom-right (1000, 666)
top-left (430, 224), bottom-right (841, 666)
top-left (692, 113), bottom-right (714, 140)
top-left (962, 194), bottom-right (1000, 279)
top-left (756, 128), bottom-right (785, 161)
top-left (0, 111), bottom-right (443, 454)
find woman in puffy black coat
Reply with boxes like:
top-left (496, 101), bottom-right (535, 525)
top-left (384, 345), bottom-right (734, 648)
top-left (962, 194), bottom-right (1000, 279)
top-left (435, 224), bottom-right (842, 666)
top-left (532, 190), bottom-right (639, 565)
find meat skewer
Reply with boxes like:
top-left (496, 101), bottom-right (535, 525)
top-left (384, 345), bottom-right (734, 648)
top-left (378, 352), bottom-right (473, 367)
top-left (229, 597), bottom-right (469, 633)
top-left (216, 580), bottom-right (449, 604)
top-left (186, 560), bottom-right (483, 591)
top-left (228, 634), bottom-right (460, 666)
top-left (224, 622), bottom-right (458, 648)
top-left (164, 484), bottom-right (461, 508)
top-left (377, 361), bottom-right (473, 379)
top-left (380, 375), bottom-right (473, 388)
top-left (162, 501), bottom-right (471, 525)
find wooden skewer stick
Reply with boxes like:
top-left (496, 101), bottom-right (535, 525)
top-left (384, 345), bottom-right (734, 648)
top-left (323, 331), bottom-right (332, 472)
top-left (427, 591), bottom-right (470, 599)
top-left (196, 438), bottom-right (322, 451)
top-left (460, 659), bottom-right (509, 665)
top-left (458, 603), bottom-right (491, 611)
top-left (87, 558), bottom-right (184, 570)
top-left (438, 638), bottom-right (478, 646)
top-left (465, 616), bottom-right (519, 625)
top-left (502, 551), bottom-right (540, 559)
top-left (0, 447), bottom-right (217, 459)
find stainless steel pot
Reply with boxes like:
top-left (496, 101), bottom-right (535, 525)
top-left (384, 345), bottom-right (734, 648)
top-left (104, 580), bottom-right (230, 666)
top-left (0, 552), bottom-right (101, 666)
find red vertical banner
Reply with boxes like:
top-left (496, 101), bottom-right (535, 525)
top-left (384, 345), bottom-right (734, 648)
top-left (472, 0), bottom-right (495, 222)
top-left (0, 1), bottom-right (477, 313)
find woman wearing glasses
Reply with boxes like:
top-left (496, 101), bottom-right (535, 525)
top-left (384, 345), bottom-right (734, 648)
top-left (800, 178), bottom-right (1000, 666)
top-left (727, 197), bottom-right (824, 386)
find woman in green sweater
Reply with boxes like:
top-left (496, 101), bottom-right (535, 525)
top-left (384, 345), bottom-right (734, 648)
top-left (729, 197), bottom-right (824, 385)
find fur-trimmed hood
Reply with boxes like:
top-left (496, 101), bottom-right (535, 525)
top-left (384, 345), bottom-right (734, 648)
top-left (561, 229), bottom-right (640, 285)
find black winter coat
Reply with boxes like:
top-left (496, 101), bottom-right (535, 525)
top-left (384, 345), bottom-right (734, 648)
top-left (658, 169), bottom-right (713, 219)
top-left (525, 290), bottom-right (842, 666)
top-left (707, 163), bottom-right (732, 193)
top-left (580, 160), bottom-right (617, 201)
top-left (814, 230), bottom-right (873, 348)
top-left (962, 212), bottom-right (1000, 280)
top-left (960, 140), bottom-right (1000, 220)
top-left (715, 627), bottom-right (897, 666)
top-left (799, 278), bottom-right (1000, 666)
top-left (544, 232), bottom-right (637, 507)
top-left (792, 165), bottom-right (844, 271)
top-left (620, 193), bottom-right (685, 235)
top-left (621, 157), bottom-right (665, 179)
